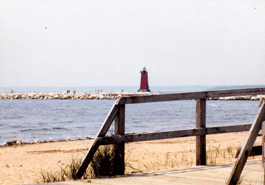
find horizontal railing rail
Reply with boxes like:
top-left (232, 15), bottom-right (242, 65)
top-left (97, 124), bottom-right (252, 145)
top-left (118, 87), bottom-right (265, 104)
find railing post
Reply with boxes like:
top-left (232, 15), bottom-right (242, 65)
top-left (114, 104), bottom-right (125, 175)
top-left (196, 98), bottom-right (206, 166)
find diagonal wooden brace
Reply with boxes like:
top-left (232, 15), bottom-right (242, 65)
top-left (227, 102), bottom-right (265, 184)
top-left (75, 99), bottom-right (121, 179)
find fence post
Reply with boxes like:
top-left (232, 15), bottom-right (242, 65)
top-left (196, 98), bottom-right (206, 165)
top-left (114, 104), bottom-right (125, 175)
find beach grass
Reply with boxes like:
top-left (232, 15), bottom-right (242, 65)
top-left (125, 144), bottom-right (261, 173)
top-left (89, 145), bottom-right (122, 177)
top-left (36, 156), bottom-right (85, 183)
top-left (36, 142), bottom-right (262, 183)
top-left (36, 145), bottom-right (121, 183)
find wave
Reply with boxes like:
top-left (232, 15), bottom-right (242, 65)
top-left (52, 127), bottom-right (67, 130)
top-left (20, 128), bottom-right (52, 132)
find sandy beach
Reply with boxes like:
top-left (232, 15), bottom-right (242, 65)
top-left (0, 131), bottom-right (262, 185)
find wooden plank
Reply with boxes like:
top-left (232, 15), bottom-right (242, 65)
top-left (98, 128), bottom-right (205, 144)
top-left (206, 124), bottom-right (251, 134)
top-left (207, 87), bottom-right (265, 98)
top-left (76, 100), bottom-right (119, 179)
top-left (196, 99), bottom-right (206, 166)
top-left (118, 92), bottom-right (207, 104)
top-left (115, 104), bottom-right (125, 136)
top-left (117, 87), bottom-right (265, 105)
top-left (114, 104), bottom-right (125, 175)
top-left (97, 124), bottom-right (252, 145)
top-left (227, 103), bottom-right (265, 185)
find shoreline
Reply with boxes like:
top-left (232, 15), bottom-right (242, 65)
top-left (0, 137), bottom-right (94, 147)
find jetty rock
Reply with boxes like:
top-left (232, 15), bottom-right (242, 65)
top-left (0, 91), bottom-right (159, 100)
top-left (1, 92), bottom-right (265, 101)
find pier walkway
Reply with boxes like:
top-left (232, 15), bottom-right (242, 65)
top-left (38, 159), bottom-right (263, 185)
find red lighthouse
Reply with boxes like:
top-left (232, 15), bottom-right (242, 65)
top-left (138, 67), bottom-right (150, 92)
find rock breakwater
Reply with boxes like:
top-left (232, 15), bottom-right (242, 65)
top-left (0, 92), bottom-right (265, 100)
top-left (0, 92), bottom-right (159, 100)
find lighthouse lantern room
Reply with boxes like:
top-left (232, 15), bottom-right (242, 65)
top-left (138, 67), bottom-right (151, 92)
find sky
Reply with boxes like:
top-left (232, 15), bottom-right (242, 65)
top-left (1, 0), bottom-right (265, 87)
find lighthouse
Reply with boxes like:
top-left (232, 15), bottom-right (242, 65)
top-left (138, 67), bottom-right (151, 92)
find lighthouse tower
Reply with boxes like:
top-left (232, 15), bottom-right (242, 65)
top-left (138, 67), bottom-right (150, 92)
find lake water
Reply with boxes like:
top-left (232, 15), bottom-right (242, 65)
top-left (0, 99), bottom-right (260, 145)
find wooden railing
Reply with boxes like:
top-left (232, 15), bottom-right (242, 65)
top-left (76, 87), bottom-right (265, 184)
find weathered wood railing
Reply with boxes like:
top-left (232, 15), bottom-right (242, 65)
top-left (76, 87), bottom-right (265, 184)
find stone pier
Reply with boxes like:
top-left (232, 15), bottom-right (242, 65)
top-left (0, 92), bottom-right (159, 100)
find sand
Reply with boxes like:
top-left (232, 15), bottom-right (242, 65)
top-left (0, 132), bottom-right (262, 185)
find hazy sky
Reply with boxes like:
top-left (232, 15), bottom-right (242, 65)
top-left (1, 0), bottom-right (265, 87)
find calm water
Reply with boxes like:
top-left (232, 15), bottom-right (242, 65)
top-left (0, 99), bottom-right (260, 144)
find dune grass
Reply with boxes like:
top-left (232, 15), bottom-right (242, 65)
top-left (89, 145), bottom-right (122, 177)
top-left (36, 156), bottom-right (85, 183)
top-left (125, 144), bottom-right (261, 174)
top-left (36, 143), bottom-right (261, 183)
top-left (36, 145), bottom-right (120, 183)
